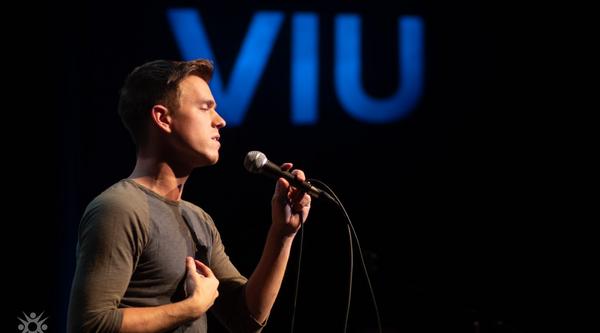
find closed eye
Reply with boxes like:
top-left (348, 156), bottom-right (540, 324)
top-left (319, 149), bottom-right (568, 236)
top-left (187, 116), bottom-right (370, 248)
top-left (199, 100), bottom-right (216, 111)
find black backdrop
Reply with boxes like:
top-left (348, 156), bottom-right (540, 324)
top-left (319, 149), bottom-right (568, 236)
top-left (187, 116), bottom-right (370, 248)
top-left (7, 1), bottom-right (561, 332)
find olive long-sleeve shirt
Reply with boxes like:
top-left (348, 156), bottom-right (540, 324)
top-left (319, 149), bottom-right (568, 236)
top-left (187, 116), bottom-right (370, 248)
top-left (67, 179), bottom-right (265, 332)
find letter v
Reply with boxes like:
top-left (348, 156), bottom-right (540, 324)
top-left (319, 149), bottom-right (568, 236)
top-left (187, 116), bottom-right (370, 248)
top-left (167, 9), bottom-right (284, 126)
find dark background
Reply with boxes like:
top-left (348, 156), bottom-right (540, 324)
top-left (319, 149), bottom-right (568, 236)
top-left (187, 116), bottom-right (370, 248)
top-left (8, 1), bottom-right (578, 332)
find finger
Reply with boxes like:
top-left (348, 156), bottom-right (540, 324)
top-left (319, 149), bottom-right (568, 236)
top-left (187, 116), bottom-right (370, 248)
top-left (299, 193), bottom-right (311, 206)
top-left (290, 188), bottom-right (307, 202)
top-left (290, 169), bottom-right (306, 182)
top-left (285, 169), bottom-right (306, 196)
top-left (288, 195), bottom-right (306, 212)
top-left (185, 256), bottom-right (196, 274)
top-left (291, 193), bottom-right (311, 208)
top-left (274, 163), bottom-right (293, 201)
top-left (274, 177), bottom-right (290, 202)
top-left (194, 259), bottom-right (214, 278)
top-left (287, 176), bottom-right (310, 202)
top-left (288, 169), bottom-right (307, 198)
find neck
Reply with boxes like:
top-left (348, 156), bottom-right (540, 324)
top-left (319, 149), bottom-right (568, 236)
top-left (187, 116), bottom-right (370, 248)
top-left (128, 153), bottom-right (192, 201)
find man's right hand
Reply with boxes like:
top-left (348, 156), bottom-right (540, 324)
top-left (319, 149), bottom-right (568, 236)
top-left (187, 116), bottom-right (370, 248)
top-left (185, 256), bottom-right (219, 317)
top-left (118, 258), bottom-right (220, 332)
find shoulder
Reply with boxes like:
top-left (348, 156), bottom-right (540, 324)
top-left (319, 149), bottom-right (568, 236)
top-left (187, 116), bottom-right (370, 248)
top-left (79, 180), bottom-right (151, 237)
top-left (86, 180), bottom-right (148, 214)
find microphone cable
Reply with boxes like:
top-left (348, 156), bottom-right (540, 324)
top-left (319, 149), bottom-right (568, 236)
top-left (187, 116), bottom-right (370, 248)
top-left (289, 214), bottom-right (305, 333)
top-left (289, 179), bottom-right (382, 333)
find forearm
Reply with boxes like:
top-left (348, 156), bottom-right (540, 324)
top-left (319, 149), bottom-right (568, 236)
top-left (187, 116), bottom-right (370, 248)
top-left (245, 224), bottom-right (295, 323)
top-left (120, 299), bottom-right (200, 333)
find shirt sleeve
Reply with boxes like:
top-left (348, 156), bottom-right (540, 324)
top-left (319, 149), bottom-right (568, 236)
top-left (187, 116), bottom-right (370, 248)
top-left (67, 196), bottom-right (148, 333)
top-left (204, 216), bottom-right (267, 333)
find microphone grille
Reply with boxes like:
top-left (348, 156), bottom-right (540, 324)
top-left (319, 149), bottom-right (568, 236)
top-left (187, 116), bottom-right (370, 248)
top-left (244, 151), bottom-right (267, 173)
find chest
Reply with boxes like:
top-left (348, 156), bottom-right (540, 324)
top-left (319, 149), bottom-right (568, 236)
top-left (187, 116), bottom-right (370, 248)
top-left (133, 208), bottom-right (212, 288)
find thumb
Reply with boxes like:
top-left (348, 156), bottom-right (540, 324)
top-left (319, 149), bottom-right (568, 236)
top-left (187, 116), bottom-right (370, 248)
top-left (185, 256), bottom-right (196, 273)
top-left (274, 162), bottom-right (293, 198)
top-left (274, 177), bottom-right (289, 195)
top-left (273, 177), bottom-right (292, 207)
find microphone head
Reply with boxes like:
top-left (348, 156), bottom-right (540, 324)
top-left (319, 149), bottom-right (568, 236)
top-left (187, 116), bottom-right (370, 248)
top-left (244, 151), bottom-right (268, 173)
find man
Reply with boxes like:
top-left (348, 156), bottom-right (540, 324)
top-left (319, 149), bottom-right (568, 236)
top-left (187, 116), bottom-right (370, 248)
top-left (67, 59), bottom-right (312, 332)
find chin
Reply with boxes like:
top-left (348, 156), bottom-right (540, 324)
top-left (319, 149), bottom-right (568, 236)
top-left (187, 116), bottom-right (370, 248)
top-left (204, 152), bottom-right (220, 166)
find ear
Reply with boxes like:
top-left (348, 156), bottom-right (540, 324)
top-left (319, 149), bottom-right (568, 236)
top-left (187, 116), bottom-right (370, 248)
top-left (150, 105), bottom-right (172, 133)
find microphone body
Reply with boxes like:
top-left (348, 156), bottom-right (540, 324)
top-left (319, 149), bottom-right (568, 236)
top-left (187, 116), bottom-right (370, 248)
top-left (244, 151), bottom-right (336, 203)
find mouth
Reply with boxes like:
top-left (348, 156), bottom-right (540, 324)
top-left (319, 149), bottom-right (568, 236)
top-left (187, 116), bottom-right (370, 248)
top-left (212, 136), bottom-right (220, 141)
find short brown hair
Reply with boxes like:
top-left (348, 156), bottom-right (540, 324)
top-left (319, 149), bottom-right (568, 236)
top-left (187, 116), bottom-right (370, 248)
top-left (118, 59), bottom-right (213, 146)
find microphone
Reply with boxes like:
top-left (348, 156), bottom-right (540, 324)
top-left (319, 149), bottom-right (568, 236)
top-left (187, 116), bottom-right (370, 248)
top-left (244, 151), bottom-right (336, 203)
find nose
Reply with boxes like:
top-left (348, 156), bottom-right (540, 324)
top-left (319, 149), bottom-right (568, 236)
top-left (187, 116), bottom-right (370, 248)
top-left (213, 110), bottom-right (226, 129)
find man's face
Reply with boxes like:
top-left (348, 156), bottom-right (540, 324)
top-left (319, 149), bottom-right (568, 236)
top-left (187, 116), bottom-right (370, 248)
top-left (168, 75), bottom-right (226, 167)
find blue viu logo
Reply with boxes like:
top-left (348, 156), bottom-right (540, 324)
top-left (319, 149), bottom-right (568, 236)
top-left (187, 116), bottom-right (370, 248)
top-left (167, 9), bottom-right (424, 126)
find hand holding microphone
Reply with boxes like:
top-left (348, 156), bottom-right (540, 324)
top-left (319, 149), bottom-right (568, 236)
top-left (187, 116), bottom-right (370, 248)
top-left (243, 152), bottom-right (379, 333)
top-left (244, 151), bottom-right (336, 203)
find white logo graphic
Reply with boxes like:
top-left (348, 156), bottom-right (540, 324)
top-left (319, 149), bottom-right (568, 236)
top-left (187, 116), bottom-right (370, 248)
top-left (17, 312), bottom-right (48, 333)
